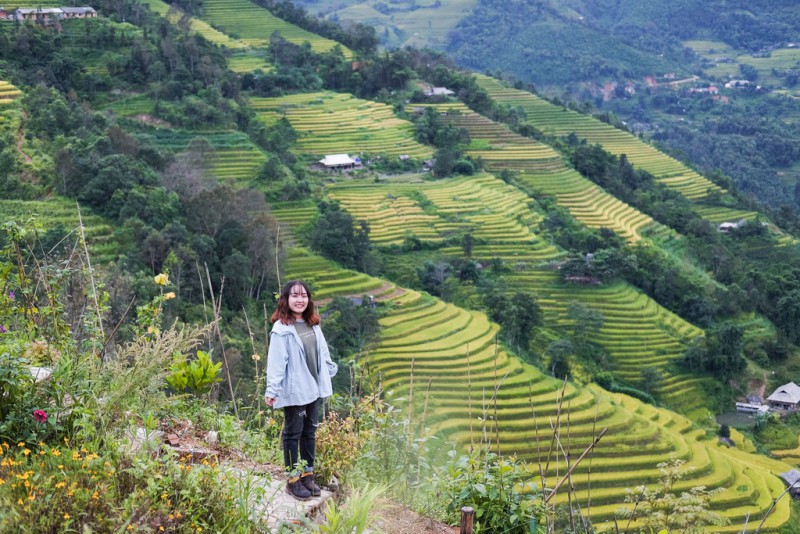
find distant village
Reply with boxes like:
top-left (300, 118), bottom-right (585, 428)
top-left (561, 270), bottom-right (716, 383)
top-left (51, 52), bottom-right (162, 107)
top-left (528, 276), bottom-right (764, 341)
top-left (0, 6), bottom-right (97, 22)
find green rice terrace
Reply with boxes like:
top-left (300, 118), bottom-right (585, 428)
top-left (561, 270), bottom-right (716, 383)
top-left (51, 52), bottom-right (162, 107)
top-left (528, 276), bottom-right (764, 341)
top-left (0, 199), bottom-right (119, 263)
top-left (273, 242), bottom-right (793, 532)
top-left (133, 128), bottom-right (267, 182)
top-left (199, 0), bottom-right (351, 57)
top-left (416, 102), bottom-right (669, 243)
top-left (475, 75), bottom-right (724, 201)
top-left (0, 80), bottom-right (22, 125)
top-left (147, 0), bottom-right (250, 50)
top-left (250, 92), bottom-right (433, 158)
top-left (146, 0), bottom-right (273, 73)
top-left (326, 167), bottom-right (708, 411)
top-left (327, 173), bottom-right (562, 253)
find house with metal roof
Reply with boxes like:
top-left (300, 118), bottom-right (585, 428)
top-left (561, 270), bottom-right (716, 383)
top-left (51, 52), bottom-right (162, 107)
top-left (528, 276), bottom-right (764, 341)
top-left (766, 382), bottom-right (800, 412)
top-left (319, 154), bottom-right (359, 170)
top-left (779, 470), bottom-right (800, 499)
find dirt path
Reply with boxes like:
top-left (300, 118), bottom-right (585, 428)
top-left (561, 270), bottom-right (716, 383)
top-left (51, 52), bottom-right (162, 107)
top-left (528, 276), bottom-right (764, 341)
top-left (17, 111), bottom-right (32, 163)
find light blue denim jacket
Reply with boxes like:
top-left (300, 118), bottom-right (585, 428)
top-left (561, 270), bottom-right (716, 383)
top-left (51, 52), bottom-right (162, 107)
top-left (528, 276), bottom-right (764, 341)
top-left (265, 320), bottom-right (338, 409)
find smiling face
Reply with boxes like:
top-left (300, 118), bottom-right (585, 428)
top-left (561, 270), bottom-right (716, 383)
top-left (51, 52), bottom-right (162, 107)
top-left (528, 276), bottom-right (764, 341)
top-left (288, 284), bottom-right (309, 319)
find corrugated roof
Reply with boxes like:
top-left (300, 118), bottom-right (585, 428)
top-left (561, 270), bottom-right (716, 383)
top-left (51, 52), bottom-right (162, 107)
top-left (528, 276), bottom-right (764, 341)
top-left (779, 470), bottom-right (800, 487)
top-left (319, 154), bottom-right (355, 166)
top-left (767, 382), bottom-right (800, 404)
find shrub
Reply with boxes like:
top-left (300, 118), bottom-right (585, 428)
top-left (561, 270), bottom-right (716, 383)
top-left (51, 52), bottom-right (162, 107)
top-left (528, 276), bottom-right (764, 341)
top-left (440, 448), bottom-right (545, 533)
top-left (166, 350), bottom-right (223, 396)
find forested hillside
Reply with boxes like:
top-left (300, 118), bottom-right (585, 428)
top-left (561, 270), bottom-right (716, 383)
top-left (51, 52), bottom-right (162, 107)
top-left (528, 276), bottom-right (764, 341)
top-left (304, 0), bottom-right (800, 234)
top-left (2, 0), bottom-right (800, 532)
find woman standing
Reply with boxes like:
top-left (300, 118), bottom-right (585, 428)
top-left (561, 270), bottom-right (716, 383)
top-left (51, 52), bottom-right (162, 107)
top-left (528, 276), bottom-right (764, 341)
top-left (265, 280), bottom-right (338, 500)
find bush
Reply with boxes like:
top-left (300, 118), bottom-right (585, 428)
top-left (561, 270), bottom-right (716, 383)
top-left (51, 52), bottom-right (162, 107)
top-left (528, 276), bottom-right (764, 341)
top-left (440, 448), bottom-right (545, 533)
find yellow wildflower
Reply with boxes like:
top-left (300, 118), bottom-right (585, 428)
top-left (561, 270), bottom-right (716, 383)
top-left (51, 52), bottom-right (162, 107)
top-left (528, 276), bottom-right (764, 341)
top-left (64, 513), bottom-right (70, 520)
top-left (51, 450), bottom-right (61, 457)
top-left (17, 442), bottom-right (24, 447)
top-left (251, 353), bottom-right (261, 361)
top-left (154, 273), bottom-right (170, 286)
top-left (164, 292), bottom-right (176, 300)
top-left (55, 482), bottom-right (66, 488)
top-left (22, 449), bottom-right (30, 456)
top-left (127, 526), bottom-right (134, 531)
top-left (160, 527), bottom-right (165, 532)
top-left (92, 491), bottom-right (99, 500)
top-left (17, 498), bottom-right (23, 505)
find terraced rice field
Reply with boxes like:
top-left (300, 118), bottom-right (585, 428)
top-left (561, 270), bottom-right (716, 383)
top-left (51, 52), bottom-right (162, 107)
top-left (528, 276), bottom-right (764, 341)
top-left (279, 247), bottom-right (792, 532)
top-left (0, 199), bottom-right (119, 263)
top-left (200, 0), bottom-right (351, 56)
top-left (134, 129), bottom-right (267, 182)
top-left (695, 205), bottom-right (797, 246)
top-left (0, 80), bottom-right (22, 126)
top-left (418, 102), bottom-right (664, 242)
top-left (326, 166), bottom-right (703, 412)
top-left (310, 0), bottom-right (477, 50)
top-left (328, 173), bottom-right (562, 256)
top-left (147, 0), bottom-right (250, 49)
top-left (476, 75), bottom-right (723, 201)
top-left (251, 92), bottom-right (433, 158)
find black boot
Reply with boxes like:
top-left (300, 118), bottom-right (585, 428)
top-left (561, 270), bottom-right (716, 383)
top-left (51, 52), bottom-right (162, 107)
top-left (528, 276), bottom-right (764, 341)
top-left (286, 477), bottom-right (312, 500)
top-left (301, 473), bottom-right (321, 497)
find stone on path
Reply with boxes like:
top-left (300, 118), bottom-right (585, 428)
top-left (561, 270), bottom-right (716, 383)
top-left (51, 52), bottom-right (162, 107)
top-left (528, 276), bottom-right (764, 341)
top-left (230, 467), bottom-right (334, 529)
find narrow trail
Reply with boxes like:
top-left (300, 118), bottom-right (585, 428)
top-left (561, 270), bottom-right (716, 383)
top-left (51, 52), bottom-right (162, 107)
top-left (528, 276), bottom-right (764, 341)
top-left (17, 111), bottom-right (33, 163)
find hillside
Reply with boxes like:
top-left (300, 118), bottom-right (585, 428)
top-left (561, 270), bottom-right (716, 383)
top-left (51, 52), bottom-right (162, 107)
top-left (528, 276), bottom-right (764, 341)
top-left (2, 1), bottom-right (800, 532)
top-left (304, 0), bottom-right (800, 220)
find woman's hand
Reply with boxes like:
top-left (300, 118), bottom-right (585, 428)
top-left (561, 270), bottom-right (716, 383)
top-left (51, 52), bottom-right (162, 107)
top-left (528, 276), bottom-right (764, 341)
top-left (265, 396), bottom-right (276, 407)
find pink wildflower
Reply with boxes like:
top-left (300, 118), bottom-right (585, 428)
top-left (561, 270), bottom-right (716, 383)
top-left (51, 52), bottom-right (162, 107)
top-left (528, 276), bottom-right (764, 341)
top-left (32, 410), bottom-right (48, 423)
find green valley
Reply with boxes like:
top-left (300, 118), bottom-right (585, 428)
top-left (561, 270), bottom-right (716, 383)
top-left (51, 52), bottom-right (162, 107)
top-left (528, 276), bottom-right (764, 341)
top-left (2, 1), bottom-right (800, 532)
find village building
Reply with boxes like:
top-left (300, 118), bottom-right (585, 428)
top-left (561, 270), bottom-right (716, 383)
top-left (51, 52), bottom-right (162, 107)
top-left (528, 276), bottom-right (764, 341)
top-left (61, 7), bottom-right (97, 18)
top-left (718, 219), bottom-right (747, 233)
top-left (779, 470), bottom-right (800, 499)
top-left (319, 154), bottom-right (359, 170)
top-left (423, 86), bottom-right (455, 97)
top-left (766, 382), bottom-right (800, 413)
top-left (6, 6), bottom-right (96, 22)
top-left (725, 79), bottom-right (752, 89)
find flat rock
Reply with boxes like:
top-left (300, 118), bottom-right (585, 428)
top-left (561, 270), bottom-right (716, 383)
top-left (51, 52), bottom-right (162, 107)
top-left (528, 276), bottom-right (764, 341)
top-left (228, 467), bottom-right (333, 529)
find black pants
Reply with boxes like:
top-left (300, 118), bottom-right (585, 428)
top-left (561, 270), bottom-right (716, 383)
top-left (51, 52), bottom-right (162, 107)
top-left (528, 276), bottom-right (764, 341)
top-left (282, 398), bottom-right (320, 475)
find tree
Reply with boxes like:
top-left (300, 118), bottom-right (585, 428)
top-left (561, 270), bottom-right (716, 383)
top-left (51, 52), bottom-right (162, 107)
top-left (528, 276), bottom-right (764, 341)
top-left (567, 302), bottom-right (604, 349)
top-left (462, 233), bottom-right (474, 258)
top-left (503, 291), bottom-right (542, 353)
top-left (546, 339), bottom-right (573, 379)
top-left (310, 203), bottom-right (371, 272)
top-left (776, 289), bottom-right (800, 343)
top-left (705, 322), bottom-right (745, 379)
top-left (641, 367), bottom-right (663, 395)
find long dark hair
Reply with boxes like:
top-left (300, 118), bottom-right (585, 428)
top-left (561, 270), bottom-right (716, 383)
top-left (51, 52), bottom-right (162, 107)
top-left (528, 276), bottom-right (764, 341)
top-left (270, 280), bottom-right (320, 326)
